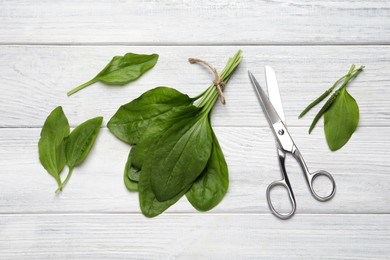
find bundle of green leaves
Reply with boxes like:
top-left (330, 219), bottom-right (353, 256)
top-left (38, 106), bottom-right (103, 192)
top-left (108, 50), bottom-right (243, 217)
top-left (299, 64), bottom-right (364, 151)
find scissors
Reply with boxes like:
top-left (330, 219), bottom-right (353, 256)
top-left (248, 67), bottom-right (336, 219)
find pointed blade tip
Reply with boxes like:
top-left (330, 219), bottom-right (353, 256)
top-left (265, 65), bottom-right (274, 73)
top-left (248, 70), bottom-right (256, 82)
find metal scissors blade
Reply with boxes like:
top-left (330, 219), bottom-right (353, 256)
top-left (265, 66), bottom-right (285, 123)
top-left (248, 71), bottom-right (282, 126)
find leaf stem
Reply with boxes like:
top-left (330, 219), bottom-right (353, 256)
top-left (339, 65), bottom-right (364, 90)
top-left (192, 89), bottom-right (208, 100)
top-left (55, 167), bottom-right (74, 192)
top-left (67, 78), bottom-right (98, 96)
top-left (55, 175), bottom-right (62, 191)
top-left (196, 50), bottom-right (242, 110)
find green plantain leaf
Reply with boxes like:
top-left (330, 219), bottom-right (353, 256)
top-left (138, 155), bottom-right (191, 217)
top-left (38, 106), bottom-right (70, 187)
top-left (149, 115), bottom-right (213, 202)
top-left (107, 87), bottom-right (193, 144)
top-left (124, 156), bottom-right (139, 192)
top-left (68, 53), bottom-right (159, 96)
top-left (124, 149), bottom-right (141, 183)
top-left (56, 116), bottom-right (103, 191)
top-left (130, 105), bottom-right (200, 169)
top-left (186, 130), bottom-right (229, 211)
top-left (124, 173), bottom-right (139, 192)
top-left (66, 117), bottom-right (103, 168)
top-left (96, 53), bottom-right (158, 85)
top-left (324, 88), bottom-right (359, 151)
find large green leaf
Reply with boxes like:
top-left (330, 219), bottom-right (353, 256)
top-left (38, 106), bottom-right (70, 186)
top-left (130, 105), bottom-right (200, 169)
top-left (122, 105), bottom-right (201, 200)
top-left (324, 88), bottom-right (359, 151)
top-left (148, 115), bottom-right (213, 201)
top-left (186, 130), bottom-right (229, 211)
top-left (138, 155), bottom-right (191, 217)
top-left (107, 87), bottom-right (193, 144)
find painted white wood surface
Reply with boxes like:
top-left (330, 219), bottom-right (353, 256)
top-left (0, 127), bottom-right (388, 214)
top-left (1, 46), bottom-right (389, 128)
top-left (1, 214), bottom-right (389, 259)
top-left (1, 0), bottom-right (389, 259)
top-left (1, 0), bottom-right (390, 44)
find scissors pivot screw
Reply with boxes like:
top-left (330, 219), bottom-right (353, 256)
top-left (278, 129), bottom-right (284, 135)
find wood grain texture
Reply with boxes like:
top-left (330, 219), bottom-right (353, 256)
top-left (1, 1), bottom-right (390, 259)
top-left (1, 214), bottom-right (389, 259)
top-left (0, 0), bottom-right (390, 44)
top-left (1, 45), bottom-right (388, 128)
top-left (0, 127), bottom-right (388, 214)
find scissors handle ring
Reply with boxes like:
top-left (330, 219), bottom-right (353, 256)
top-left (308, 170), bottom-right (336, 202)
top-left (266, 149), bottom-right (297, 219)
top-left (292, 147), bottom-right (336, 202)
top-left (266, 179), bottom-right (296, 219)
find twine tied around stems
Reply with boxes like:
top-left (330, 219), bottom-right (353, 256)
top-left (188, 58), bottom-right (226, 104)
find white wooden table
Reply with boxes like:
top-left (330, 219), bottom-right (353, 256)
top-left (1, 1), bottom-right (390, 259)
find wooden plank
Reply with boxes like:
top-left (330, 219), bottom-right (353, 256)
top-left (0, 0), bottom-right (389, 44)
top-left (0, 45), bottom-right (388, 128)
top-left (0, 127), bottom-right (388, 214)
top-left (0, 213), bottom-right (389, 259)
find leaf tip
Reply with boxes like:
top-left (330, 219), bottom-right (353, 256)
top-left (93, 116), bottom-right (104, 125)
top-left (328, 143), bottom-right (341, 152)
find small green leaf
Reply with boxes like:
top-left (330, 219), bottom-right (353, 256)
top-left (124, 149), bottom-right (141, 182)
top-left (186, 130), bottom-right (228, 211)
top-left (66, 117), bottom-right (103, 168)
top-left (124, 157), bottom-right (139, 192)
top-left (38, 106), bottom-right (70, 187)
top-left (57, 116), bottom-right (103, 191)
top-left (324, 88), bottom-right (359, 151)
top-left (124, 173), bottom-right (139, 191)
top-left (107, 87), bottom-right (193, 144)
top-left (67, 53), bottom-right (159, 96)
top-left (149, 115), bottom-right (213, 202)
